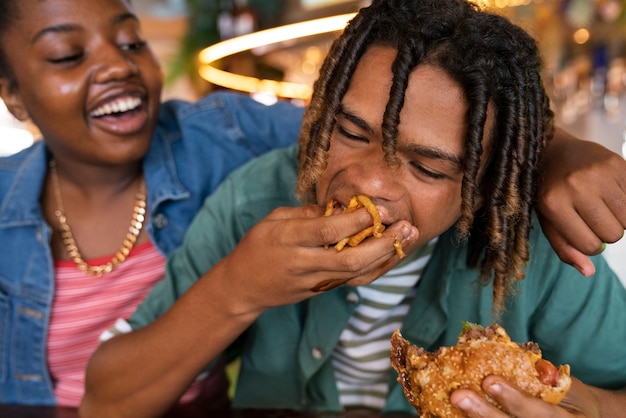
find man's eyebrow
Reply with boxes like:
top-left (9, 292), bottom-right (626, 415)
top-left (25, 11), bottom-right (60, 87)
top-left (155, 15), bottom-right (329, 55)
top-left (338, 103), bottom-right (464, 168)
top-left (337, 104), bottom-right (375, 135)
top-left (404, 143), bottom-right (464, 168)
top-left (32, 12), bottom-right (139, 43)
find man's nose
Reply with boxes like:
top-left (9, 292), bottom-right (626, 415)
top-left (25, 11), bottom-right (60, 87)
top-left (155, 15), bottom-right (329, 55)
top-left (347, 155), bottom-right (401, 202)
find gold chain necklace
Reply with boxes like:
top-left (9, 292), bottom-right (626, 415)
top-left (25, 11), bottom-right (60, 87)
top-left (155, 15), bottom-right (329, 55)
top-left (49, 160), bottom-right (147, 277)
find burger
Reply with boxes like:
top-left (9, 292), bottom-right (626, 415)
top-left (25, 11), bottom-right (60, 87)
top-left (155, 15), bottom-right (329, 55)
top-left (390, 323), bottom-right (571, 417)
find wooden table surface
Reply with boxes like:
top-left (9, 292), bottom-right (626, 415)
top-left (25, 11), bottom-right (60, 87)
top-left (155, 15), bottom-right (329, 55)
top-left (0, 405), bottom-right (414, 418)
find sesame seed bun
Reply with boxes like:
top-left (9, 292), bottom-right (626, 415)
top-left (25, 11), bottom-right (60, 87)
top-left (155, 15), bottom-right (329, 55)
top-left (390, 323), bottom-right (571, 417)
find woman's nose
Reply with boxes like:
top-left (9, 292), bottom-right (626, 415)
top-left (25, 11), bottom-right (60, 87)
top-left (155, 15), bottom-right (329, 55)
top-left (92, 45), bottom-right (139, 83)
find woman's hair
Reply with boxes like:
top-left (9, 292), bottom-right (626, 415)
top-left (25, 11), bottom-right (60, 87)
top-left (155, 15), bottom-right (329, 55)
top-left (0, 0), bottom-right (19, 85)
top-left (296, 0), bottom-right (554, 313)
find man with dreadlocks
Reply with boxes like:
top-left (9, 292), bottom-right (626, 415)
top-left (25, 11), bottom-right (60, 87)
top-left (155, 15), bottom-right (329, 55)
top-left (82, 0), bottom-right (626, 416)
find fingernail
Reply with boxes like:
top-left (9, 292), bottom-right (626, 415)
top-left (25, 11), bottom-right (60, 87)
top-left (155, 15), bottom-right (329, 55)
top-left (456, 396), bottom-right (473, 410)
top-left (600, 242), bottom-right (607, 253)
top-left (400, 225), bottom-right (417, 243)
top-left (488, 383), bottom-right (502, 394)
top-left (573, 264), bottom-right (594, 277)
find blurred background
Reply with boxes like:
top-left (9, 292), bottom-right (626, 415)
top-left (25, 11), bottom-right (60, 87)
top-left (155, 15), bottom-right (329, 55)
top-left (1, 0), bottom-right (624, 282)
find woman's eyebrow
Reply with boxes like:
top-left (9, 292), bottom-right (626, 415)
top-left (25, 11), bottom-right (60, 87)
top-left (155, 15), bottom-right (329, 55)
top-left (32, 12), bottom-right (139, 44)
top-left (112, 12), bottom-right (140, 26)
top-left (33, 23), bottom-right (81, 43)
top-left (337, 104), bottom-right (375, 135)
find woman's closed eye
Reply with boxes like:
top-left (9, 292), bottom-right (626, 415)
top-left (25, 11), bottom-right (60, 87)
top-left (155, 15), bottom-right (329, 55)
top-left (120, 40), bottom-right (148, 52)
top-left (48, 53), bottom-right (84, 64)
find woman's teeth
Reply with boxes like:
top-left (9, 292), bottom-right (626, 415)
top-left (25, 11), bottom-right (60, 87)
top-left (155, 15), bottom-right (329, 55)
top-left (91, 97), bottom-right (141, 117)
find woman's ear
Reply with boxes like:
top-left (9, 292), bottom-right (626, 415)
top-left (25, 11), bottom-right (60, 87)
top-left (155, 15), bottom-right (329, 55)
top-left (0, 77), bottom-right (29, 121)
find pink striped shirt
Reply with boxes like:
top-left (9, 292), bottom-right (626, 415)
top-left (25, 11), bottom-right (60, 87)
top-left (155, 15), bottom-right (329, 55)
top-left (48, 241), bottom-right (165, 407)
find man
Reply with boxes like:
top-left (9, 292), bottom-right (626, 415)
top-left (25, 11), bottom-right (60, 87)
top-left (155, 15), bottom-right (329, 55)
top-left (82, 0), bottom-right (626, 416)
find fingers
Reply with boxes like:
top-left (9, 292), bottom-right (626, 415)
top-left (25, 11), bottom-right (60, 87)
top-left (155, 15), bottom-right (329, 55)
top-left (538, 220), bottom-right (597, 276)
top-left (308, 220), bottom-right (419, 290)
top-left (252, 204), bottom-right (420, 295)
top-left (267, 204), bottom-right (417, 254)
top-left (450, 388), bottom-right (510, 418)
top-left (483, 376), bottom-right (573, 418)
top-left (564, 192), bottom-right (626, 245)
top-left (263, 204), bottom-right (325, 221)
top-left (451, 376), bottom-right (572, 418)
top-left (265, 205), bottom-right (385, 249)
top-left (537, 138), bottom-right (626, 265)
top-left (537, 194), bottom-right (611, 253)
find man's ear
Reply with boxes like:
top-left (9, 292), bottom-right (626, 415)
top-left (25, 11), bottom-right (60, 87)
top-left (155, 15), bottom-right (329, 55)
top-left (0, 77), bottom-right (29, 121)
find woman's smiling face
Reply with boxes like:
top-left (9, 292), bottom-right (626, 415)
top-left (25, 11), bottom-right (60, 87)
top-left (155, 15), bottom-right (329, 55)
top-left (316, 45), bottom-right (489, 250)
top-left (0, 0), bottom-right (163, 165)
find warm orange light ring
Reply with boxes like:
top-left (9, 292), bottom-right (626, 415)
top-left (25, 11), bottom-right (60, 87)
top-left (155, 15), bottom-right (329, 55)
top-left (197, 13), bottom-right (356, 99)
top-left (198, 66), bottom-right (314, 99)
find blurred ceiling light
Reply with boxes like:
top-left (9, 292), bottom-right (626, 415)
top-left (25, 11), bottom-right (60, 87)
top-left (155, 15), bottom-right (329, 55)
top-left (302, 0), bottom-right (356, 10)
top-left (477, 0), bottom-right (535, 8)
top-left (573, 28), bottom-right (590, 45)
top-left (198, 13), bottom-right (356, 100)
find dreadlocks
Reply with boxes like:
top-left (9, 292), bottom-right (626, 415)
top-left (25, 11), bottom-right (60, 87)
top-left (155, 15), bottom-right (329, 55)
top-left (296, 0), bottom-right (554, 313)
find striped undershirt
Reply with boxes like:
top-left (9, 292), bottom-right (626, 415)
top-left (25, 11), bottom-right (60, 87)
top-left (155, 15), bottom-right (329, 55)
top-left (332, 238), bottom-right (437, 410)
top-left (48, 241), bottom-right (165, 407)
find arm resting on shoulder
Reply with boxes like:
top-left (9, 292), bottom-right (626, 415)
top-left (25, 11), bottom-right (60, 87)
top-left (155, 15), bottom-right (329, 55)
top-left (537, 127), bottom-right (626, 276)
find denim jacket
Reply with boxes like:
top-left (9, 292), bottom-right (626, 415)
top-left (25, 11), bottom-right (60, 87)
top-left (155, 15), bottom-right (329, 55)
top-left (0, 92), bottom-right (303, 405)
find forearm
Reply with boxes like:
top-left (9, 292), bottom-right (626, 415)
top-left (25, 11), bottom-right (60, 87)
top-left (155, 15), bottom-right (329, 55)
top-left (79, 204), bottom-right (419, 417)
top-left (543, 127), bottom-right (600, 172)
top-left (81, 327), bottom-right (198, 418)
top-left (80, 259), bottom-right (259, 418)
top-left (588, 386), bottom-right (626, 417)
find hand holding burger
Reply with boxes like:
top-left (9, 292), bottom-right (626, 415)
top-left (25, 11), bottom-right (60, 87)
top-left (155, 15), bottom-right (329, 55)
top-left (390, 323), bottom-right (571, 417)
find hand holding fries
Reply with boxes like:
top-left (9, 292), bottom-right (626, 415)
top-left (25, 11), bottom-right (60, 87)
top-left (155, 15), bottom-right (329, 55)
top-left (324, 194), bottom-right (407, 258)
top-left (310, 195), bottom-right (408, 292)
top-left (216, 204), bottom-right (419, 309)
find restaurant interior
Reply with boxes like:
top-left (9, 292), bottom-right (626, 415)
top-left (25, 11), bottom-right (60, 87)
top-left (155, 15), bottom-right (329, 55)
top-left (1, 1), bottom-right (625, 417)
top-left (1, 0), bottom-right (624, 280)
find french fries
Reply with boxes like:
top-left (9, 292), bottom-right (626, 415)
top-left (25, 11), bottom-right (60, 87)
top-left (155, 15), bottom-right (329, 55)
top-left (310, 195), bottom-right (406, 292)
top-left (324, 194), bottom-right (406, 258)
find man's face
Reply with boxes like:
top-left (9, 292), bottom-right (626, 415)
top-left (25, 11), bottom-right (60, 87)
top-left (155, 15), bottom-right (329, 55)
top-left (316, 45), bottom-right (480, 249)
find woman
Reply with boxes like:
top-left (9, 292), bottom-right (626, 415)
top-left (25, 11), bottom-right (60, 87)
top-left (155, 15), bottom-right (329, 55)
top-left (0, 0), bottom-right (301, 407)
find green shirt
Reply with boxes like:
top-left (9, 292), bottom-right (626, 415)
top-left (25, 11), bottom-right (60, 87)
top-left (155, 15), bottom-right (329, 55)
top-left (131, 144), bottom-right (626, 413)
